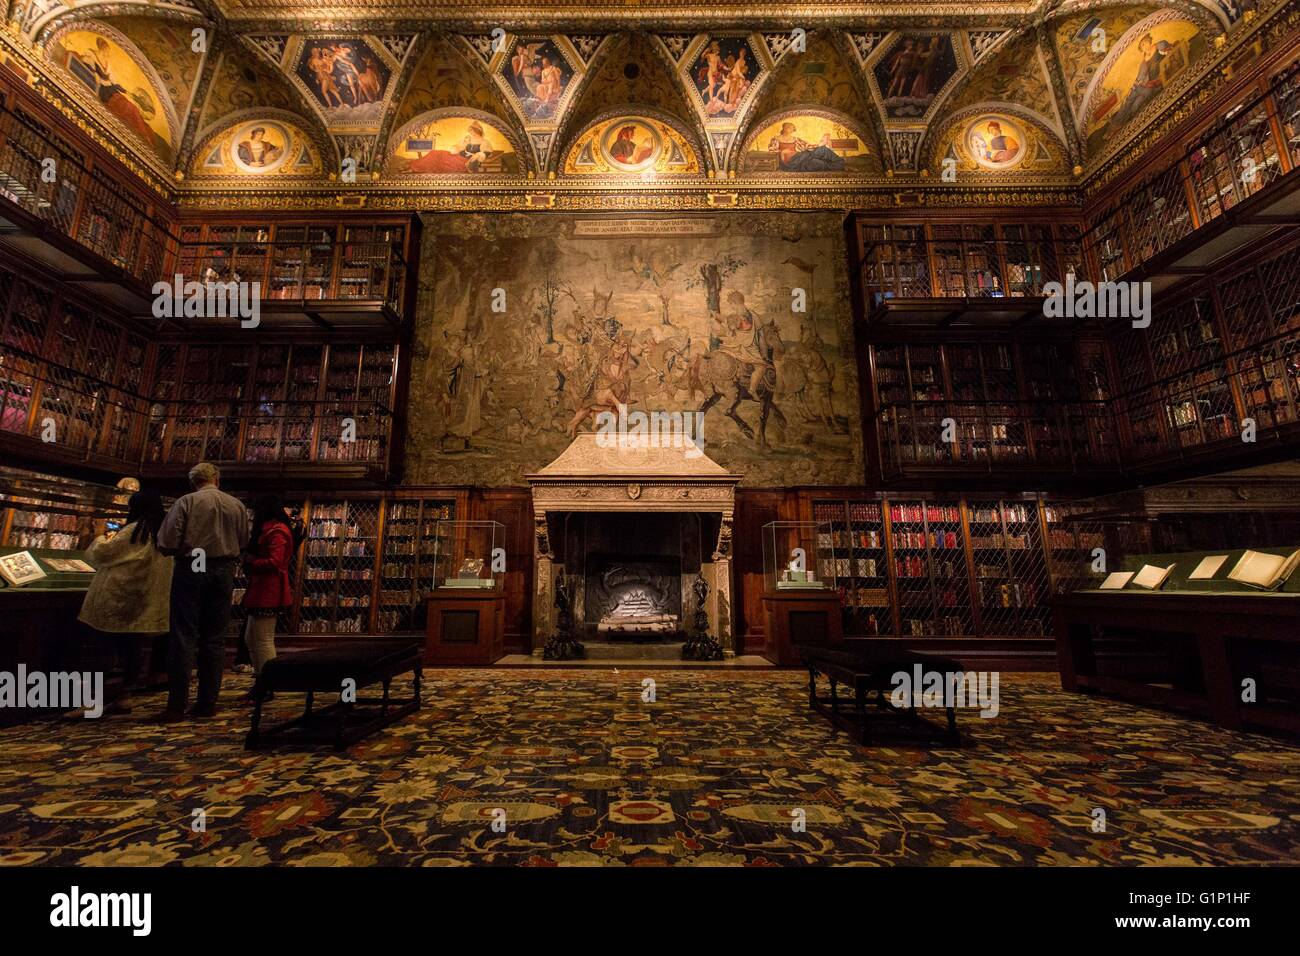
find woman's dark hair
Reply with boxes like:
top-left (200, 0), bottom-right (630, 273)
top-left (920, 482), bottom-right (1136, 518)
top-left (128, 490), bottom-right (165, 546)
top-left (249, 493), bottom-right (292, 550)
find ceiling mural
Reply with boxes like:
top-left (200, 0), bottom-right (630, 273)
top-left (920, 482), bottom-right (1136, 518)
top-left (198, 44), bottom-right (300, 133)
top-left (106, 16), bottom-right (204, 123)
top-left (739, 109), bottom-right (882, 176)
top-left (1080, 11), bottom-right (1209, 156)
top-left (387, 36), bottom-right (515, 139)
top-left (1053, 5), bottom-right (1174, 120)
top-left (561, 113), bottom-right (701, 177)
top-left (45, 21), bottom-right (178, 162)
top-left (561, 34), bottom-right (697, 140)
top-left (190, 114), bottom-right (321, 178)
top-left (1, 2), bottom-right (1279, 189)
top-left (386, 109), bottom-right (523, 177)
top-left (687, 35), bottom-right (764, 121)
top-left (870, 32), bottom-right (965, 122)
top-left (941, 31), bottom-right (1058, 125)
top-left (464, 34), bottom-right (598, 169)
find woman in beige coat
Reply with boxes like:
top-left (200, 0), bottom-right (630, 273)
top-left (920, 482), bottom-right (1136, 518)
top-left (78, 490), bottom-right (173, 714)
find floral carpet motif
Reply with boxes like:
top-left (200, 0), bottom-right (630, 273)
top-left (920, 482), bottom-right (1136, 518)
top-left (0, 670), bottom-right (1298, 866)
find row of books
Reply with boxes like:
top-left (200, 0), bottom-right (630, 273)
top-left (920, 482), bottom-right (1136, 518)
top-left (891, 504), bottom-right (961, 523)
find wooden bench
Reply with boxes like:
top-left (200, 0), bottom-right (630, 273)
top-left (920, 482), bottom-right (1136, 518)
top-left (245, 639), bottom-right (423, 750)
top-left (799, 645), bottom-right (963, 745)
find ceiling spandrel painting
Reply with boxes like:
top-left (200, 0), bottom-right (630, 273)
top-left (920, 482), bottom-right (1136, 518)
top-left (45, 23), bottom-right (178, 162)
top-left (10, 2), bottom-right (1269, 186)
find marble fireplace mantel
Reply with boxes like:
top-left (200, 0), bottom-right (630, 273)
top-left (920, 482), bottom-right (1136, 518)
top-left (526, 435), bottom-right (741, 655)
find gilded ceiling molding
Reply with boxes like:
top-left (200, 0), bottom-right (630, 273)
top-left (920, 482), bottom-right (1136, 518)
top-left (1035, 18), bottom-right (1084, 168)
top-left (540, 32), bottom-right (629, 176)
top-left (175, 23), bottom-right (225, 167)
top-left (173, 181), bottom-right (1079, 213)
top-left (29, 1), bottom-right (207, 45)
top-left (369, 30), bottom-right (429, 170)
top-left (828, 30), bottom-right (893, 172)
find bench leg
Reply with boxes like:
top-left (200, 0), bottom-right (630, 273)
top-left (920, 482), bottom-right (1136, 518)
top-left (334, 702), bottom-right (351, 750)
top-left (946, 706), bottom-right (959, 744)
top-left (830, 678), bottom-right (839, 717)
top-left (245, 699), bottom-right (263, 751)
top-left (381, 679), bottom-right (391, 716)
top-left (855, 685), bottom-right (868, 746)
top-left (807, 666), bottom-right (817, 709)
top-left (414, 666), bottom-right (423, 709)
top-left (305, 690), bottom-right (314, 718)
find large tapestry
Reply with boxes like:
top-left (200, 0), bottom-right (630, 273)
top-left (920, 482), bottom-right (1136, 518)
top-left (406, 212), bottom-right (863, 486)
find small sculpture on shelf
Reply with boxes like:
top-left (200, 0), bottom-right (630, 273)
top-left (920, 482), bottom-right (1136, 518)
top-left (682, 573), bottom-right (723, 661)
top-left (543, 573), bottom-right (586, 660)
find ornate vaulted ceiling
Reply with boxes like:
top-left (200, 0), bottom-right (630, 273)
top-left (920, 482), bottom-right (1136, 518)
top-left (0, 0), bottom-right (1283, 202)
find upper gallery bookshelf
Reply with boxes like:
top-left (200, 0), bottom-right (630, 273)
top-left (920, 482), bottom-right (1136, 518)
top-left (174, 220), bottom-right (411, 317)
top-left (854, 219), bottom-right (1086, 312)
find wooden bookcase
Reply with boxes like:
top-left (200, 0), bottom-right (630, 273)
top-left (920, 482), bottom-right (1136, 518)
top-left (803, 491), bottom-right (1091, 640)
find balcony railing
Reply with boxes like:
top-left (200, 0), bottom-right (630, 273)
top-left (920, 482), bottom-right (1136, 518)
top-left (873, 399), bottom-right (1118, 477)
top-left (1084, 58), bottom-right (1300, 280)
top-left (0, 98), bottom-right (178, 283)
top-left (144, 397), bottom-right (393, 466)
top-left (174, 236), bottom-right (407, 313)
top-left (874, 324), bottom-right (1300, 477)
top-left (857, 226), bottom-right (1088, 309)
top-left (0, 351), bottom-right (393, 469)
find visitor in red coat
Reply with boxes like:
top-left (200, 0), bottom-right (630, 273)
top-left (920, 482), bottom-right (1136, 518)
top-left (241, 494), bottom-right (297, 698)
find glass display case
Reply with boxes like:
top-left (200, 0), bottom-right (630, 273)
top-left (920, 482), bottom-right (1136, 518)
top-left (762, 520), bottom-right (835, 592)
top-left (431, 519), bottom-right (504, 590)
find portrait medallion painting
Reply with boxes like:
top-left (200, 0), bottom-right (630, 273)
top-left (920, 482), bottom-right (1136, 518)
top-left (48, 28), bottom-right (172, 160)
top-left (387, 114), bottom-right (520, 175)
top-left (406, 213), bottom-right (863, 488)
top-left (741, 114), bottom-right (876, 175)
top-left (603, 120), bottom-right (660, 172)
top-left (562, 116), bottom-right (699, 176)
top-left (872, 33), bottom-right (959, 120)
top-left (1084, 18), bottom-right (1205, 156)
top-left (193, 119), bottom-right (318, 178)
top-left (690, 36), bottom-right (761, 119)
top-left (504, 39), bottom-right (574, 121)
top-left (294, 38), bottom-right (391, 123)
top-left (229, 120), bottom-right (291, 174)
top-left (966, 115), bottom-right (1026, 170)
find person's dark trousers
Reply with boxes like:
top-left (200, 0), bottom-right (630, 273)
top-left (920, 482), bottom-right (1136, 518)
top-left (167, 558), bottom-right (237, 713)
top-left (86, 626), bottom-right (143, 704)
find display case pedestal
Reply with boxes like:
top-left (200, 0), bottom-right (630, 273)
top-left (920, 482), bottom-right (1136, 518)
top-left (424, 586), bottom-right (505, 665)
top-left (761, 588), bottom-right (843, 666)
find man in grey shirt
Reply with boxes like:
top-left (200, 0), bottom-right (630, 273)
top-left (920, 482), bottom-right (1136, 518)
top-left (156, 462), bottom-right (249, 720)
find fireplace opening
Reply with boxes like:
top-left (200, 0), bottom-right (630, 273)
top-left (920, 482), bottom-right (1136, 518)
top-left (553, 511), bottom-right (713, 643)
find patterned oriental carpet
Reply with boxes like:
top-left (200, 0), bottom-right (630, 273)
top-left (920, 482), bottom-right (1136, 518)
top-left (0, 670), bottom-right (1297, 867)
